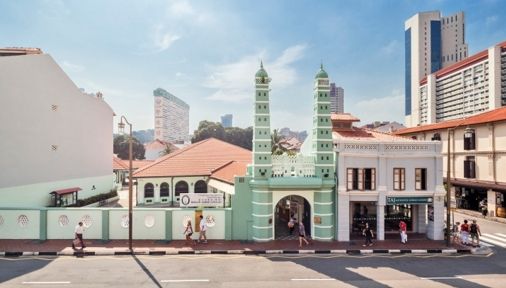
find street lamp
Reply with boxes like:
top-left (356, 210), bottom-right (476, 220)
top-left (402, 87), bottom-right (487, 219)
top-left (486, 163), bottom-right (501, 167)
top-left (118, 116), bottom-right (133, 252)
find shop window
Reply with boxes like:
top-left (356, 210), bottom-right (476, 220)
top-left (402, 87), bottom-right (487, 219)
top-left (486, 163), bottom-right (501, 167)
top-left (347, 168), bottom-right (375, 191)
top-left (415, 168), bottom-right (427, 190)
top-left (464, 156), bottom-right (476, 178)
top-left (160, 182), bottom-right (169, 197)
top-left (464, 129), bottom-right (475, 150)
top-left (175, 181), bottom-right (188, 196)
top-left (363, 168), bottom-right (376, 190)
top-left (393, 168), bottom-right (405, 190)
top-left (194, 180), bottom-right (207, 193)
top-left (144, 183), bottom-right (154, 198)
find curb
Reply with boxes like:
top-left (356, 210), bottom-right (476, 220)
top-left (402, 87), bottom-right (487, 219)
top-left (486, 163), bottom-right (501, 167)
top-left (0, 248), bottom-right (472, 257)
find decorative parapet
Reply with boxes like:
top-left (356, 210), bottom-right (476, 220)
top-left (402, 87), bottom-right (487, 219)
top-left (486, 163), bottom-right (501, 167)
top-left (335, 141), bottom-right (441, 154)
top-left (271, 154), bottom-right (315, 177)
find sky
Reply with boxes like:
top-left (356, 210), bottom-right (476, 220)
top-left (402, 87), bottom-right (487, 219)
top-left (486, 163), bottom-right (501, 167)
top-left (1, 0), bottom-right (506, 134)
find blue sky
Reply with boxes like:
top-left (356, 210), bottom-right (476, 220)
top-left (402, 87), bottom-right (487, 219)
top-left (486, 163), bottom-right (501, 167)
top-left (1, 0), bottom-right (505, 134)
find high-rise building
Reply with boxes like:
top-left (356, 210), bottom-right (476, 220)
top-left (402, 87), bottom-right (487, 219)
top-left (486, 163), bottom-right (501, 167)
top-left (221, 114), bottom-right (233, 128)
top-left (330, 83), bottom-right (344, 113)
top-left (405, 11), bottom-right (468, 127)
top-left (154, 88), bottom-right (189, 143)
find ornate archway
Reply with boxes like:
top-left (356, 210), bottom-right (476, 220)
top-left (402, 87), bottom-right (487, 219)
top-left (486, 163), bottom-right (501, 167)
top-left (274, 195), bottom-right (311, 239)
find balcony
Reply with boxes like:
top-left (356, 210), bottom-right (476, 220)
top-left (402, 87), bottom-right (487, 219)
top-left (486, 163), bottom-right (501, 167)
top-left (271, 154), bottom-right (316, 177)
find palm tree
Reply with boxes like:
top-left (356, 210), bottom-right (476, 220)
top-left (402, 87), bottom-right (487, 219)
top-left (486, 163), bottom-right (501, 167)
top-left (271, 129), bottom-right (288, 155)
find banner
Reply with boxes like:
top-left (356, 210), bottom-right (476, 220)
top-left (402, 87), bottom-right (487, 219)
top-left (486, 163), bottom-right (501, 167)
top-left (179, 193), bottom-right (223, 208)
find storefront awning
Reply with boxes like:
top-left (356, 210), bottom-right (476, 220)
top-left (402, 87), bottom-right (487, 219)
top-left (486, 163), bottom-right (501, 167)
top-left (208, 179), bottom-right (234, 195)
top-left (446, 178), bottom-right (506, 192)
top-left (50, 187), bottom-right (82, 195)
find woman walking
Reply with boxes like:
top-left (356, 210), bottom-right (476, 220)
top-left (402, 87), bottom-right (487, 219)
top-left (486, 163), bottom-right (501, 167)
top-left (363, 223), bottom-right (374, 247)
top-left (298, 221), bottom-right (310, 248)
top-left (183, 220), bottom-right (195, 246)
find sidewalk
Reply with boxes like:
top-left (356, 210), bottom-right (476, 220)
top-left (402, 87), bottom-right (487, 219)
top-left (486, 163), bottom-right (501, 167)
top-left (456, 209), bottom-right (506, 224)
top-left (0, 237), bottom-right (474, 256)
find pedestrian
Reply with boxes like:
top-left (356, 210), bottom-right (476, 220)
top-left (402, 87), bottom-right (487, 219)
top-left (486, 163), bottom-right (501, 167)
top-left (298, 220), bottom-right (309, 248)
top-left (198, 215), bottom-right (208, 244)
top-left (362, 223), bottom-right (374, 247)
top-left (399, 220), bottom-right (407, 244)
top-left (183, 220), bottom-right (195, 246)
top-left (452, 222), bottom-right (461, 244)
top-left (469, 219), bottom-right (482, 247)
top-left (72, 222), bottom-right (85, 250)
top-left (460, 219), bottom-right (470, 245)
top-left (288, 216), bottom-right (296, 235)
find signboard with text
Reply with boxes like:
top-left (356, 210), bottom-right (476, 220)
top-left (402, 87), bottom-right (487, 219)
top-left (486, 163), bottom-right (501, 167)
top-left (179, 193), bottom-right (224, 208)
top-left (386, 196), bottom-right (433, 205)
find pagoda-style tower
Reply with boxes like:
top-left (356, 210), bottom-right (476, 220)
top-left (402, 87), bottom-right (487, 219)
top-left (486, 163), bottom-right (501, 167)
top-left (251, 62), bottom-right (273, 241)
top-left (312, 64), bottom-right (335, 241)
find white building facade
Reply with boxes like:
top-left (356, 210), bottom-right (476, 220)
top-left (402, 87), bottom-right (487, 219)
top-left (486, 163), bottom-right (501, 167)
top-left (333, 115), bottom-right (445, 241)
top-left (330, 83), bottom-right (344, 113)
top-left (405, 11), bottom-right (468, 127)
top-left (418, 41), bottom-right (506, 125)
top-left (0, 48), bottom-right (115, 207)
top-left (154, 88), bottom-right (189, 143)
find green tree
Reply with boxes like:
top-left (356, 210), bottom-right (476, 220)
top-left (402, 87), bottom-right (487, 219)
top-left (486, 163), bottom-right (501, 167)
top-left (271, 129), bottom-right (288, 155)
top-left (113, 135), bottom-right (146, 160)
top-left (191, 121), bottom-right (252, 150)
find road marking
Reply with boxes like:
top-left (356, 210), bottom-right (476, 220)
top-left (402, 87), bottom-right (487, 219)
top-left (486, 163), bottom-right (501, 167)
top-left (482, 233), bottom-right (506, 243)
top-left (160, 279), bottom-right (209, 283)
top-left (291, 278), bottom-right (335, 281)
top-left (480, 234), bottom-right (506, 248)
top-left (22, 281), bottom-right (71, 285)
top-left (496, 233), bottom-right (506, 238)
top-left (421, 276), bottom-right (462, 280)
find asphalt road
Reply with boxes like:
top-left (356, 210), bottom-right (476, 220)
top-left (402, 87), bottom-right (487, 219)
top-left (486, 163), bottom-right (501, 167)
top-left (1, 250), bottom-right (505, 288)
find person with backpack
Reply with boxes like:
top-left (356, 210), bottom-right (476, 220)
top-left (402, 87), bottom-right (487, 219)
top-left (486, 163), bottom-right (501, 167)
top-left (470, 219), bottom-right (482, 247)
top-left (460, 219), bottom-right (470, 245)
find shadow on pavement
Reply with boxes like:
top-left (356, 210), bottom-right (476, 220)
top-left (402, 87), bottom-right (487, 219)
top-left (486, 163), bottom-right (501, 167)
top-left (0, 257), bottom-right (54, 284)
top-left (131, 254), bottom-right (162, 288)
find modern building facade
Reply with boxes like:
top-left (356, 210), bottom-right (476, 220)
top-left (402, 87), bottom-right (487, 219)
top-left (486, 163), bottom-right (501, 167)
top-left (396, 107), bottom-right (506, 218)
top-left (418, 40), bottom-right (506, 125)
top-left (333, 114), bottom-right (445, 241)
top-left (330, 83), bottom-right (344, 113)
top-left (405, 11), bottom-right (468, 127)
top-left (154, 88), bottom-right (189, 143)
top-left (220, 114), bottom-right (233, 128)
top-left (0, 48), bottom-right (115, 207)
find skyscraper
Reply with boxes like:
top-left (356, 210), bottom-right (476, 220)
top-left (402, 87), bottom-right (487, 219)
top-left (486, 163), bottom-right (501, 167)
top-left (330, 83), bottom-right (344, 113)
top-left (220, 114), bottom-right (233, 128)
top-left (154, 88), bottom-right (189, 143)
top-left (404, 11), bottom-right (468, 127)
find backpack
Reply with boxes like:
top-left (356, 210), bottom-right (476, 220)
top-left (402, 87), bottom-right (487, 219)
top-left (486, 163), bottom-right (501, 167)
top-left (470, 223), bottom-right (477, 234)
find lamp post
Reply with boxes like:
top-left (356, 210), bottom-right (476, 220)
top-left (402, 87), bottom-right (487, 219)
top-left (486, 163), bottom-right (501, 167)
top-left (118, 116), bottom-right (133, 252)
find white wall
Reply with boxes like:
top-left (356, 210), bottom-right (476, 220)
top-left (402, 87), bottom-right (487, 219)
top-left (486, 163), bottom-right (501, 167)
top-left (0, 54), bottom-right (114, 206)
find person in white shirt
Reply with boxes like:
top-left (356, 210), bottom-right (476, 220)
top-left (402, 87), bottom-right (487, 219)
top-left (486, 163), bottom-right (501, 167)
top-left (72, 222), bottom-right (85, 250)
top-left (198, 215), bottom-right (208, 244)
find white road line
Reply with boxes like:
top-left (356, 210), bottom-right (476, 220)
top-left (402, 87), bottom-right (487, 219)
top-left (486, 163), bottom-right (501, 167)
top-left (480, 235), bottom-right (506, 248)
top-left (291, 278), bottom-right (335, 281)
top-left (160, 279), bottom-right (209, 283)
top-left (22, 282), bottom-right (71, 285)
top-left (482, 234), bottom-right (506, 244)
top-left (421, 277), bottom-right (462, 280)
top-left (496, 233), bottom-right (506, 238)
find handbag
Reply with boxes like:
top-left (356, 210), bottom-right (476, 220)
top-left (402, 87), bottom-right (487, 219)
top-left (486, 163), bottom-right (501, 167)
top-left (73, 238), bottom-right (81, 246)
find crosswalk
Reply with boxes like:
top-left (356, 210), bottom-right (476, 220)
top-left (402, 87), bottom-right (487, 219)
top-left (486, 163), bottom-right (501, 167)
top-left (479, 233), bottom-right (506, 248)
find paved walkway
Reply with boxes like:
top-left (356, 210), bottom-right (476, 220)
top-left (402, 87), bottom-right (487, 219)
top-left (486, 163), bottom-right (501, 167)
top-left (456, 209), bottom-right (506, 224)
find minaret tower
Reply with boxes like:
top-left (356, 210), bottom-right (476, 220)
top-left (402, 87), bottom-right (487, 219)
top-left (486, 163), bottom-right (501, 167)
top-left (251, 62), bottom-right (273, 241)
top-left (252, 61), bottom-right (272, 179)
top-left (312, 64), bottom-right (335, 179)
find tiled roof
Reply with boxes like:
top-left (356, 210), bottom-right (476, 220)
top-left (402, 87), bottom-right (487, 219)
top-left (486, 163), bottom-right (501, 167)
top-left (113, 156), bottom-right (128, 170)
top-left (113, 156), bottom-right (153, 170)
top-left (144, 139), bottom-right (179, 152)
top-left (130, 160), bottom-right (154, 169)
top-left (333, 127), bottom-right (415, 142)
top-left (210, 161), bottom-right (248, 184)
top-left (395, 106), bottom-right (506, 135)
top-left (331, 113), bottom-right (360, 122)
top-left (420, 40), bottom-right (506, 85)
top-left (133, 138), bottom-right (251, 178)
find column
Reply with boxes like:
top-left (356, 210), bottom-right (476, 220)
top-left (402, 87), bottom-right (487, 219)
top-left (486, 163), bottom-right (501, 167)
top-left (337, 192), bottom-right (349, 241)
top-left (487, 189), bottom-right (497, 217)
top-left (376, 204), bottom-right (385, 241)
top-left (314, 189), bottom-right (334, 241)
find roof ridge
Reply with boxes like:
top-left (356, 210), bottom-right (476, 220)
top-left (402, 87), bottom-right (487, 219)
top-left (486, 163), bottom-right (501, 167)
top-left (211, 160), bottom-right (236, 173)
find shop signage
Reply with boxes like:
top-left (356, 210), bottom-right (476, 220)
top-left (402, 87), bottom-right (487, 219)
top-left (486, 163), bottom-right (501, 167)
top-left (386, 197), bottom-right (433, 205)
top-left (179, 193), bottom-right (223, 208)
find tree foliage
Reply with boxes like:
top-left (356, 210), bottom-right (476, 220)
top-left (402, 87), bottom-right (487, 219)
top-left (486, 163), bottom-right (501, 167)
top-left (191, 121), bottom-right (252, 150)
top-left (113, 135), bottom-right (146, 160)
top-left (271, 129), bottom-right (288, 155)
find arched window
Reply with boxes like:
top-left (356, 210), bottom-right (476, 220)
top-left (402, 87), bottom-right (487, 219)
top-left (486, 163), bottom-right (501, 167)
top-left (160, 182), bottom-right (169, 197)
top-left (144, 183), bottom-right (154, 198)
top-left (175, 181), bottom-right (188, 196)
top-left (194, 180), bottom-right (207, 193)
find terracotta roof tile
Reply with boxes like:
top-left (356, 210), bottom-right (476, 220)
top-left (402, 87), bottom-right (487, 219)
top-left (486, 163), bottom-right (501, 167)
top-left (331, 113), bottom-right (360, 121)
top-left (113, 156), bottom-right (128, 170)
top-left (133, 138), bottom-right (251, 178)
top-left (210, 161), bottom-right (248, 184)
top-left (395, 107), bottom-right (506, 135)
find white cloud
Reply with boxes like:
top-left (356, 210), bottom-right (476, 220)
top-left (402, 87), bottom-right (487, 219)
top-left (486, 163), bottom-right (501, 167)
top-left (62, 61), bottom-right (85, 73)
top-left (152, 24), bottom-right (180, 52)
top-left (485, 15), bottom-right (498, 25)
top-left (348, 89), bottom-right (404, 125)
top-left (204, 44), bottom-right (307, 103)
top-left (380, 40), bottom-right (400, 55)
top-left (168, 0), bottom-right (195, 16)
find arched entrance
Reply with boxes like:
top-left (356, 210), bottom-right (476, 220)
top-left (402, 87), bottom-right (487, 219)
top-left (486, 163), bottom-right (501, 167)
top-left (274, 195), bottom-right (311, 239)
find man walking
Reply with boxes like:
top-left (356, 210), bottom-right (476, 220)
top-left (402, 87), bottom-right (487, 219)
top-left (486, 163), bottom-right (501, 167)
top-left (198, 215), bottom-right (208, 244)
top-left (362, 223), bottom-right (374, 247)
top-left (72, 222), bottom-right (85, 250)
top-left (399, 220), bottom-right (407, 244)
top-left (470, 219), bottom-right (482, 247)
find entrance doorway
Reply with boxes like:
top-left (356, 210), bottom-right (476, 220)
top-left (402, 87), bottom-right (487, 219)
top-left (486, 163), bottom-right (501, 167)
top-left (274, 195), bottom-right (310, 239)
